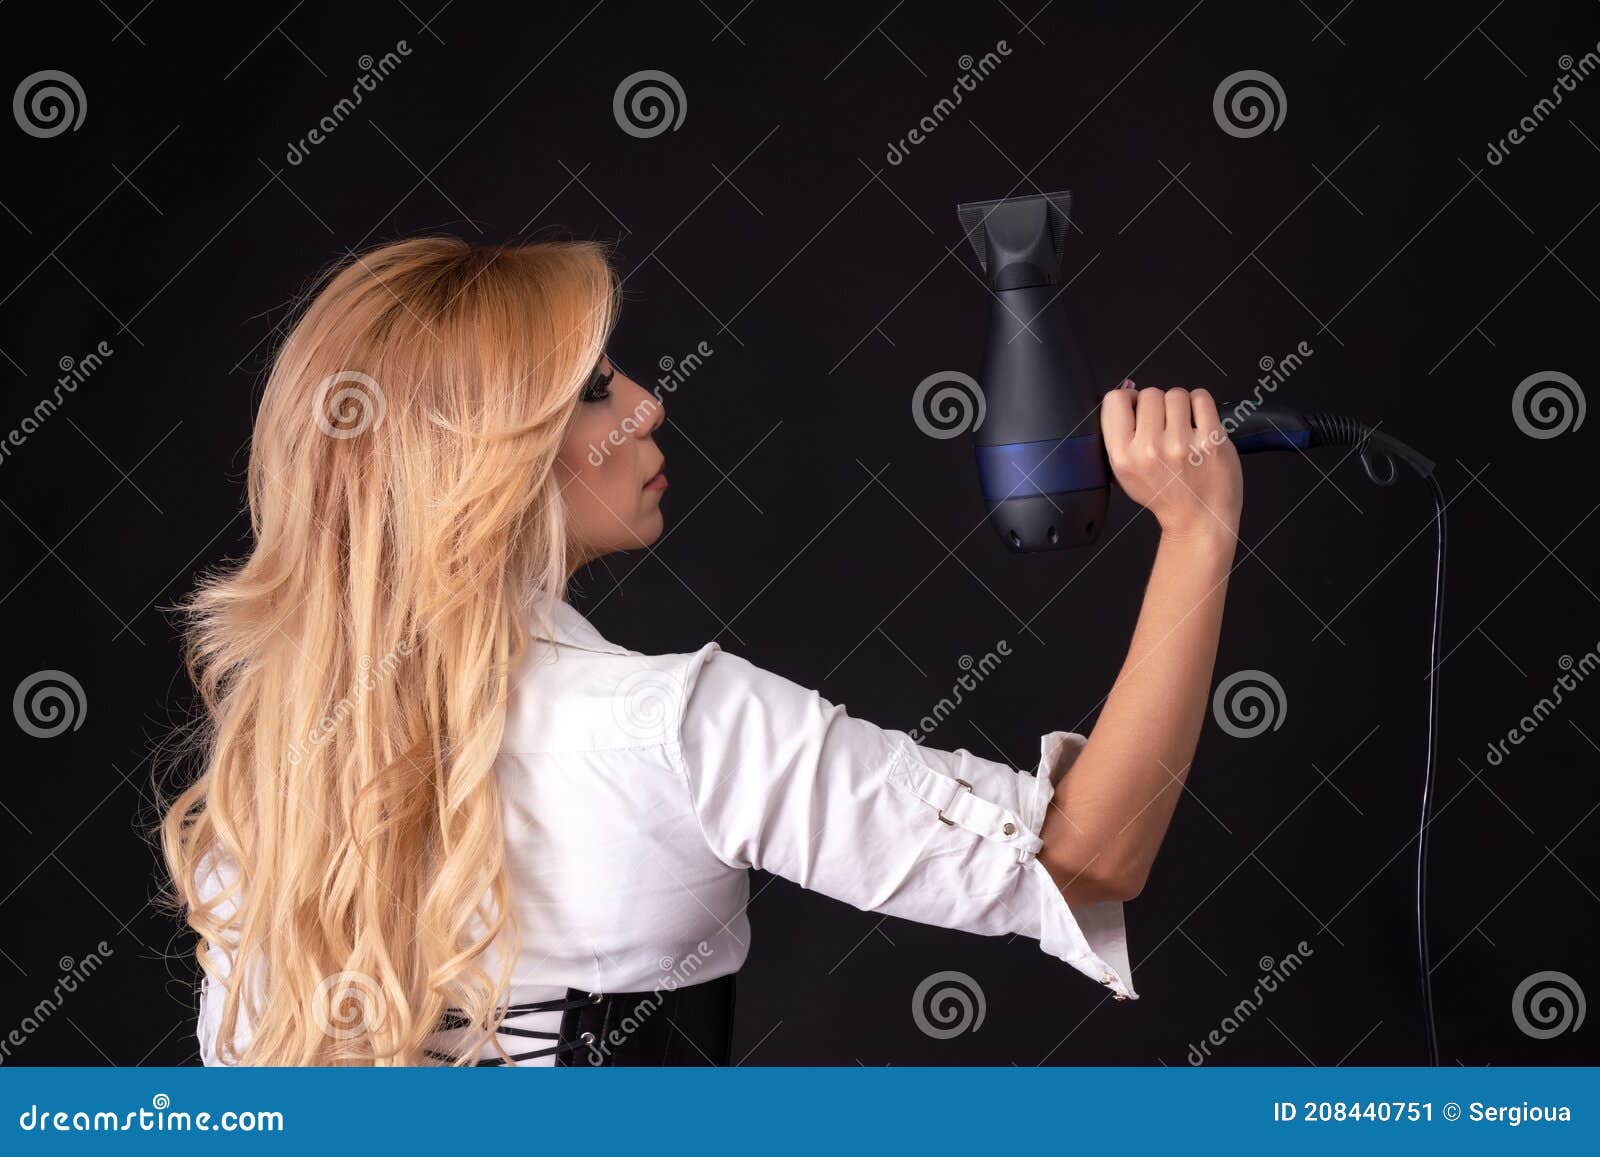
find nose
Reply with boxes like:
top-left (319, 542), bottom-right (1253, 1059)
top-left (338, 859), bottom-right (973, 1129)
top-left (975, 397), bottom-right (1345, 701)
top-left (627, 375), bottom-right (665, 438)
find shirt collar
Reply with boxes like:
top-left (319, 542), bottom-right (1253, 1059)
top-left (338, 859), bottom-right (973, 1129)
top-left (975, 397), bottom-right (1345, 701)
top-left (535, 598), bottom-right (631, 656)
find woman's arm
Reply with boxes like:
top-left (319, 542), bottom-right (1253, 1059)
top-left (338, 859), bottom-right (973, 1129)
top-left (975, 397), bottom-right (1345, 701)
top-left (1039, 384), bottom-right (1244, 906)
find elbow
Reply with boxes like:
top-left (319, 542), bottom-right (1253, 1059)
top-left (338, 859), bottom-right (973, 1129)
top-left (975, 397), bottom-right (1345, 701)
top-left (1083, 863), bottom-right (1146, 903)
top-left (1105, 866), bottom-right (1148, 902)
top-left (1041, 849), bottom-right (1148, 904)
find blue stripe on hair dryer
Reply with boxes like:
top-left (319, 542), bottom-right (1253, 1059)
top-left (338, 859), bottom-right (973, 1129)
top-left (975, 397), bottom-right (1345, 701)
top-left (955, 190), bottom-right (1433, 552)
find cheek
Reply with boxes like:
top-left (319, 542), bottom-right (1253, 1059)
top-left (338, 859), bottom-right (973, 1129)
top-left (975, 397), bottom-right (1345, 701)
top-left (559, 409), bottom-right (635, 500)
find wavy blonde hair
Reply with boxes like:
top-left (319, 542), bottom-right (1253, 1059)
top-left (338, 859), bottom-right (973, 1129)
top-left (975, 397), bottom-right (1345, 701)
top-left (161, 237), bottom-right (619, 1064)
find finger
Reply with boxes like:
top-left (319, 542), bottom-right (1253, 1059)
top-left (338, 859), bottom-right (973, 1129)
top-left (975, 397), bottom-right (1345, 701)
top-left (1100, 384), bottom-right (1135, 447)
top-left (1164, 387), bottom-right (1193, 436)
top-left (1190, 387), bottom-right (1222, 435)
top-left (1135, 387), bottom-right (1166, 441)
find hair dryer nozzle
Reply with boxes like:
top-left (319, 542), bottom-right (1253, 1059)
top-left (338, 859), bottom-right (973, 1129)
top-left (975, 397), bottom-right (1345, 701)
top-left (956, 190), bottom-right (1074, 291)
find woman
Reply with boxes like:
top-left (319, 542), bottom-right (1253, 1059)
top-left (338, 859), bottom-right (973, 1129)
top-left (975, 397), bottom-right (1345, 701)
top-left (162, 237), bottom-right (1242, 1066)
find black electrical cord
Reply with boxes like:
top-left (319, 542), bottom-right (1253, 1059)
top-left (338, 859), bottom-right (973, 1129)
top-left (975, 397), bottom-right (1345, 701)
top-left (1304, 413), bottom-right (1445, 1066)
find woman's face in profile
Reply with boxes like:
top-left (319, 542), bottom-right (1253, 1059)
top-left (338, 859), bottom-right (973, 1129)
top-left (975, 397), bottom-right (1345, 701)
top-left (556, 354), bottom-right (670, 562)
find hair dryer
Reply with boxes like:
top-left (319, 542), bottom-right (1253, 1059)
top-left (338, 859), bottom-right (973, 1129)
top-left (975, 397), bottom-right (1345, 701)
top-left (954, 190), bottom-right (1432, 553)
top-left (954, 188), bottom-right (1450, 1067)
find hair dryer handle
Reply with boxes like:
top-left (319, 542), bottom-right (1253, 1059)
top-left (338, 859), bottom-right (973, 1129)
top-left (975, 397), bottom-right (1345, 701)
top-left (1221, 404), bottom-right (1312, 454)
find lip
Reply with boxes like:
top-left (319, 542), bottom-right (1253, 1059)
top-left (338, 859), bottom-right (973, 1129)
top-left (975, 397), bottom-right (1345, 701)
top-left (643, 468), bottom-right (668, 492)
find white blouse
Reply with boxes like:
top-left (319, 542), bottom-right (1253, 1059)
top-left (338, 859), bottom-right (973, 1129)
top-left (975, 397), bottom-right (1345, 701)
top-left (199, 600), bottom-right (1135, 1065)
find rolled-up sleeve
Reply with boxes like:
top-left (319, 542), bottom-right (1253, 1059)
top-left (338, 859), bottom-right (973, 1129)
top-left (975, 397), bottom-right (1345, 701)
top-left (670, 644), bottom-right (1136, 1000)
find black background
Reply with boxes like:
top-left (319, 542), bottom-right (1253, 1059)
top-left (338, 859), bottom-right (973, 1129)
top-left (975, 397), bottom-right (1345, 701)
top-left (2, 0), bottom-right (1597, 1067)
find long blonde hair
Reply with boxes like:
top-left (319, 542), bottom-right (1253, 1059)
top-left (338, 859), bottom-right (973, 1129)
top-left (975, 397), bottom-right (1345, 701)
top-left (161, 237), bottom-right (619, 1064)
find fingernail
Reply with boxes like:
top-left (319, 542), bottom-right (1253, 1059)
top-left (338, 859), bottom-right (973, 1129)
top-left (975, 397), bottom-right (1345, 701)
top-left (1121, 378), bottom-right (1136, 390)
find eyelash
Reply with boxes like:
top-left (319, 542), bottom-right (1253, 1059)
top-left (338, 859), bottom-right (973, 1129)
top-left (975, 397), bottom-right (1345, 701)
top-left (581, 362), bottom-right (614, 403)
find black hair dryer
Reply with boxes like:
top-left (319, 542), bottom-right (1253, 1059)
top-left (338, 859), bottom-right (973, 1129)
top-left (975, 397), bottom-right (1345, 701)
top-left (954, 190), bottom-right (1426, 553)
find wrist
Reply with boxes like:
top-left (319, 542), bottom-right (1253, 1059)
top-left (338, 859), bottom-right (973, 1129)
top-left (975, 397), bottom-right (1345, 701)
top-left (1164, 521), bottom-right (1235, 547)
top-left (1158, 521), bottom-right (1238, 555)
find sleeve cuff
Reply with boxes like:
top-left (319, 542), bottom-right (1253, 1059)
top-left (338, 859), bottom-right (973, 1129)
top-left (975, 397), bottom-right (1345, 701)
top-left (1021, 730), bottom-right (1139, 1001)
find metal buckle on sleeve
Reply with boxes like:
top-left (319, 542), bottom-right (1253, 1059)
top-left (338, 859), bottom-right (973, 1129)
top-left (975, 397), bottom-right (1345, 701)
top-left (936, 778), bottom-right (972, 826)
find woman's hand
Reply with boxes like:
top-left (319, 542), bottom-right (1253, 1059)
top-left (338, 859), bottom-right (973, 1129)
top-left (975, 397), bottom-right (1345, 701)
top-left (1100, 382), bottom-right (1243, 542)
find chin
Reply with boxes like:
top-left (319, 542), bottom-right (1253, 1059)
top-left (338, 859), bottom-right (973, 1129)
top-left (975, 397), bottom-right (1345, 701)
top-left (630, 510), bottom-right (665, 548)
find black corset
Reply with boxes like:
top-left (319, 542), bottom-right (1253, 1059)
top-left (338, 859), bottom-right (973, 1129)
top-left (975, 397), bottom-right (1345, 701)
top-left (432, 973), bottom-right (737, 1066)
